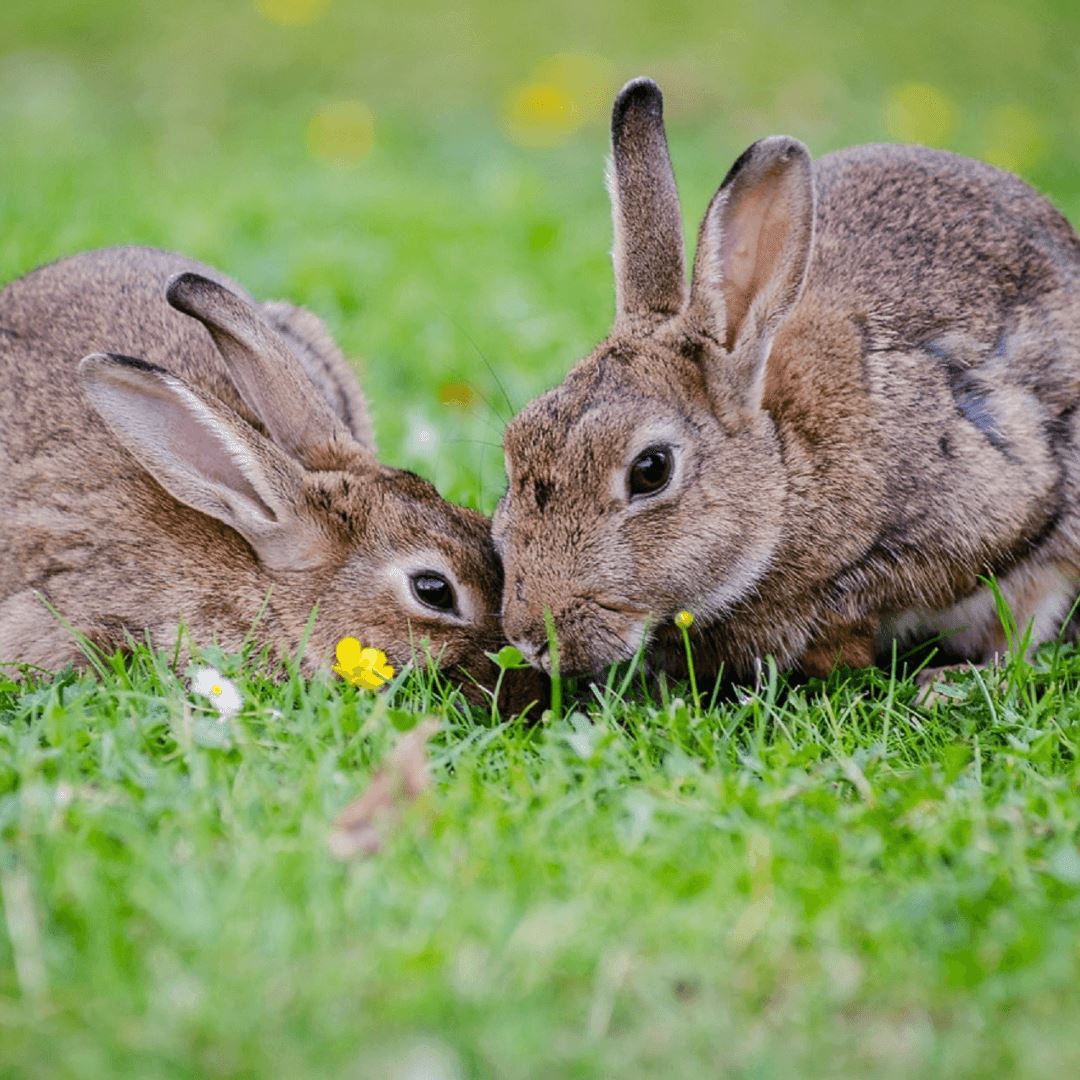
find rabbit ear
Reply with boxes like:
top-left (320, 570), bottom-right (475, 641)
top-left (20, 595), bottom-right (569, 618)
top-left (79, 353), bottom-right (330, 571)
top-left (688, 136), bottom-right (815, 403)
top-left (165, 272), bottom-right (350, 467)
top-left (608, 78), bottom-right (687, 327)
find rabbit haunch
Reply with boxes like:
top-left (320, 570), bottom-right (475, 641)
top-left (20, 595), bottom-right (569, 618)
top-left (492, 78), bottom-right (1080, 682)
top-left (0, 246), bottom-right (543, 711)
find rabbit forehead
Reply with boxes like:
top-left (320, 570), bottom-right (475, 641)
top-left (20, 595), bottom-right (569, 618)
top-left (504, 338), bottom-right (706, 471)
top-left (373, 471), bottom-right (498, 577)
top-left (305, 465), bottom-right (501, 597)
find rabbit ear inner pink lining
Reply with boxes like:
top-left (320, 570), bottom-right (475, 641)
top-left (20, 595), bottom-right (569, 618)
top-left (79, 353), bottom-right (329, 572)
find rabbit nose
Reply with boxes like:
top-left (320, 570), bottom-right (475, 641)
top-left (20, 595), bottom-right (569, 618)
top-left (513, 637), bottom-right (551, 673)
top-left (503, 604), bottom-right (543, 665)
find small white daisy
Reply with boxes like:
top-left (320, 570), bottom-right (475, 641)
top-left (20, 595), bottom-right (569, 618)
top-left (190, 666), bottom-right (243, 719)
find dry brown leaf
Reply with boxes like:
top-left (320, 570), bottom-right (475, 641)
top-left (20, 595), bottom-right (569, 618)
top-left (328, 718), bottom-right (440, 859)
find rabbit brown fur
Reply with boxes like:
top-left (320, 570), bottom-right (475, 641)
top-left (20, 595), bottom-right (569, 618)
top-left (493, 78), bottom-right (1080, 683)
top-left (0, 246), bottom-right (543, 712)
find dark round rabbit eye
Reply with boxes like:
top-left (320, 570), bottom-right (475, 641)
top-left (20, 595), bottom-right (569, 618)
top-left (628, 445), bottom-right (673, 498)
top-left (410, 572), bottom-right (457, 613)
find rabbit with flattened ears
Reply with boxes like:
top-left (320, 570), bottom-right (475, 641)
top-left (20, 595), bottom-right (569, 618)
top-left (0, 246), bottom-right (544, 713)
top-left (494, 78), bottom-right (1080, 688)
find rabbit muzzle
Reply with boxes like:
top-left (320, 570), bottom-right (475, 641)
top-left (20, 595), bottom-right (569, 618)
top-left (503, 590), bottom-right (651, 678)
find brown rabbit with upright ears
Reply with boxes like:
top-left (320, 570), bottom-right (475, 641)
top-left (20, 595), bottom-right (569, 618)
top-left (493, 77), bottom-right (1080, 686)
top-left (0, 246), bottom-right (544, 712)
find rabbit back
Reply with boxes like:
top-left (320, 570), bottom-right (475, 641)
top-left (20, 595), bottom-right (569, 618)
top-left (1, 247), bottom-right (260, 462)
top-left (808, 144), bottom-right (1079, 353)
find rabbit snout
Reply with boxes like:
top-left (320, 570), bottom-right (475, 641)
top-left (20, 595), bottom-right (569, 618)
top-left (503, 588), bottom-right (650, 677)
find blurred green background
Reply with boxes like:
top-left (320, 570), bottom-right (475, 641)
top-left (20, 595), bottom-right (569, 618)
top-left (3, 0), bottom-right (1078, 512)
top-left (4, 6), bottom-right (1080, 1078)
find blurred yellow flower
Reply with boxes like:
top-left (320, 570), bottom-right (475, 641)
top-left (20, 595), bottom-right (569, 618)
top-left (254, 0), bottom-right (329, 27)
top-left (674, 610), bottom-right (694, 630)
top-left (437, 381), bottom-right (476, 408)
top-left (334, 636), bottom-right (395, 690)
top-left (883, 82), bottom-right (956, 147)
top-left (532, 52), bottom-right (615, 125)
top-left (503, 83), bottom-right (578, 148)
top-left (502, 52), bottom-right (614, 148)
top-left (980, 104), bottom-right (1045, 175)
top-left (307, 101), bottom-right (375, 165)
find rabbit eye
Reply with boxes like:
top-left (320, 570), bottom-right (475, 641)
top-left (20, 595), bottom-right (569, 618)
top-left (628, 445), bottom-right (673, 498)
top-left (410, 572), bottom-right (457, 613)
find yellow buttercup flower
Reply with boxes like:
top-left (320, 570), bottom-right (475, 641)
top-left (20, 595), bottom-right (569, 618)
top-left (502, 82), bottom-right (578, 148)
top-left (674, 610), bottom-right (694, 630)
top-left (334, 636), bottom-right (395, 690)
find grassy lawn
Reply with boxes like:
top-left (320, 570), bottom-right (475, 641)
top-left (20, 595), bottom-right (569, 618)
top-left (3, 1), bottom-right (1080, 1076)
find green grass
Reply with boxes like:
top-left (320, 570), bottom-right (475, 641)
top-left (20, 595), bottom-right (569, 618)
top-left (3, 1), bottom-right (1080, 1076)
top-left (3, 646), bottom-right (1080, 1077)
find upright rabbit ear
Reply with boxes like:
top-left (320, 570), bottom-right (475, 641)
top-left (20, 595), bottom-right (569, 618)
top-left (688, 137), bottom-right (815, 404)
top-left (166, 273), bottom-right (351, 468)
top-left (79, 353), bottom-right (331, 571)
top-left (609, 78), bottom-right (687, 327)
